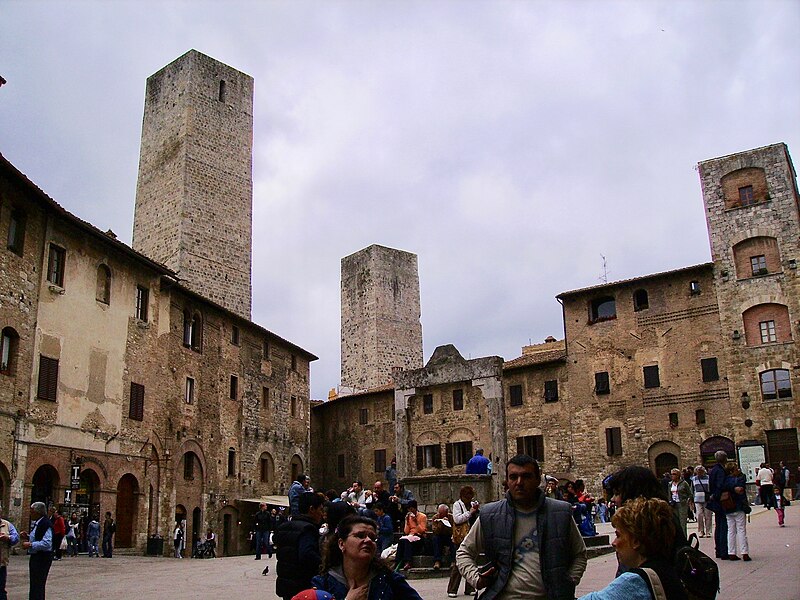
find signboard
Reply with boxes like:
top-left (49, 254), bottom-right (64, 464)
top-left (737, 444), bottom-right (766, 484)
top-left (70, 464), bottom-right (81, 490)
top-left (64, 488), bottom-right (73, 504)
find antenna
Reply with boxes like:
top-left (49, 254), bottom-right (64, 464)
top-left (599, 254), bottom-right (609, 284)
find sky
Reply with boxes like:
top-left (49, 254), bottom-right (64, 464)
top-left (3, 0), bottom-right (799, 401)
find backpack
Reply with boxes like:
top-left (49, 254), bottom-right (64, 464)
top-left (674, 533), bottom-right (719, 600)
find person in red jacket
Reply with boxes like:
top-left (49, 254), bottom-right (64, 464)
top-left (48, 507), bottom-right (66, 561)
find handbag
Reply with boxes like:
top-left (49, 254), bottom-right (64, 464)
top-left (719, 491), bottom-right (736, 511)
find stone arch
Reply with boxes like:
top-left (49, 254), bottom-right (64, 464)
top-left (31, 464), bottom-right (60, 507)
top-left (739, 294), bottom-right (790, 314)
top-left (115, 473), bottom-right (140, 548)
top-left (447, 427), bottom-right (476, 442)
top-left (742, 303), bottom-right (792, 346)
top-left (699, 436), bottom-right (735, 465)
top-left (721, 166), bottom-right (769, 209)
top-left (290, 455), bottom-right (304, 483)
top-left (647, 440), bottom-right (682, 475)
top-left (414, 430), bottom-right (440, 445)
top-left (732, 236), bottom-right (781, 279)
top-left (756, 359), bottom-right (793, 373)
top-left (257, 451), bottom-right (275, 486)
top-left (77, 468), bottom-right (102, 519)
top-left (173, 439), bottom-right (208, 477)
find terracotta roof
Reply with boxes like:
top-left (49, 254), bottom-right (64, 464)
top-left (504, 348), bottom-right (567, 370)
top-left (557, 263), bottom-right (714, 298)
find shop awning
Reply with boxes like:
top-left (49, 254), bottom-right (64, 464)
top-left (237, 495), bottom-right (289, 507)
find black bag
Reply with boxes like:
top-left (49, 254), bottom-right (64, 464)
top-left (674, 533), bottom-right (719, 600)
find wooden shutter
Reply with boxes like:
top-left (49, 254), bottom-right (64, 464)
top-left (129, 383), bottom-right (144, 421)
top-left (446, 443), bottom-right (454, 468)
top-left (416, 446), bottom-right (424, 471)
top-left (433, 444), bottom-right (442, 469)
top-left (517, 437), bottom-right (524, 455)
top-left (534, 435), bottom-right (544, 461)
top-left (37, 356), bottom-right (59, 401)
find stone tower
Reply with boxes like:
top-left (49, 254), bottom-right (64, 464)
top-left (132, 50), bottom-right (253, 319)
top-left (341, 245), bottom-right (424, 391)
top-left (699, 143), bottom-right (800, 456)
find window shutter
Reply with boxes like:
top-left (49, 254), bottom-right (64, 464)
top-left (605, 428), bottom-right (613, 456)
top-left (534, 436), bottom-right (544, 461)
top-left (445, 443), bottom-right (453, 468)
top-left (416, 446), bottom-right (423, 471)
top-left (433, 445), bottom-right (442, 469)
top-left (37, 356), bottom-right (59, 401)
top-left (129, 383), bottom-right (144, 421)
top-left (517, 437), bottom-right (524, 455)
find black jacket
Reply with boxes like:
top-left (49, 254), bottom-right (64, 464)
top-left (274, 515), bottom-right (321, 599)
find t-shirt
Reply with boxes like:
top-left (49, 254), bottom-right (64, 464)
top-left (757, 468), bottom-right (774, 485)
top-left (503, 507), bottom-right (544, 599)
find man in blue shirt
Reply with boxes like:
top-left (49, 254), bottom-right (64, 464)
top-left (465, 449), bottom-right (490, 475)
top-left (0, 506), bottom-right (20, 600)
top-left (21, 502), bottom-right (52, 600)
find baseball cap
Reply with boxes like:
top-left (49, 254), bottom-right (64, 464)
top-left (291, 590), bottom-right (333, 600)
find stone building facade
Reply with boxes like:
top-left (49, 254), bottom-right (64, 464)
top-left (340, 245), bottom-right (423, 392)
top-left (0, 50), bottom-right (315, 555)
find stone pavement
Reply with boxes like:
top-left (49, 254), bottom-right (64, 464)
top-left (5, 505), bottom-right (798, 599)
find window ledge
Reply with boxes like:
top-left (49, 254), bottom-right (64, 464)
top-left (748, 340), bottom-right (795, 349)
top-left (588, 315), bottom-right (617, 325)
top-left (48, 284), bottom-right (65, 295)
top-left (738, 271), bottom-right (783, 281)
top-left (724, 199), bottom-right (772, 212)
top-left (136, 320), bottom-right (150, 329)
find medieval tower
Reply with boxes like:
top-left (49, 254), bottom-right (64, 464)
top-left (699, 143), bottom-right (800, 462)
top-left (340, 245), bottom-right (424, 391)
top-left (132, 50), bottom-right (254, 319)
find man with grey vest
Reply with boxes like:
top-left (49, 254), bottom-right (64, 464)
top-left (456, 454), bottom-right (587, 600)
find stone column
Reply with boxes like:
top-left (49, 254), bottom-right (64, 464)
top-left (394, 387), bottom-right (416, 480)
top-left (472, 375), bottom-right (506, 498)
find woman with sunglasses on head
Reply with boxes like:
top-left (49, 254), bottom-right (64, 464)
top-left (311, 515), bottom-right (422, 600)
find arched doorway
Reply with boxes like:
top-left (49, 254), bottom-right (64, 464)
top-left (31, 464), bottom-right (60, 507)
top-left (116, 474), bottom-right (139, 548)
top-left (655, 453), bottom-right (679, 477)
top-left (290, 455), bottom-right (304, 483)
top-left (647, 440), bottom-right (682, 477)
top-left (700, 436), bottom-right (735, 469)
top-left (219, 505), bottom-right (239, 557)
top-left (192, 506), bottom-right (202, 554)
top-left (175, 504), bottom-right (187, 557)
top-left (77, 469), bottom-right (101, 520)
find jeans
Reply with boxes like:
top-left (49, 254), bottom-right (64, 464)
top-left (254, 530), bottom-right (271, 558)
top-left (88, 536), bottom-right (99, 557)
top-left (102, 534), bottom-right (113, 557)
top-left (726, 511), bottom-right (749, 556)
top-left (695, 502), bottom-right (713, 536)
top-left (0, 564), bottom-right (7, 600)
top-left (66, 535), bottom-right (79, 556)
top-left (431, 534), bottom-right (454, 563)
top-left (759, 484), bottom-right (774, 508)
top-left (713, 509), bottom-right (728, 557)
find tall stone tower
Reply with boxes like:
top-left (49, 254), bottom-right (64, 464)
top-left (341, 245), bottom-right (424, 391)
top-left (699, 143), bottom-right (800, 458)
top-left (132, 50), bottom-right (253, 319)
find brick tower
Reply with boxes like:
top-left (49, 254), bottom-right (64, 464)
top-left (132, 50), bottom-right (253, 319)
top-left (699, 143), bottom-right (800, 460)
top-left (340, 245), bottom-right (424, 391)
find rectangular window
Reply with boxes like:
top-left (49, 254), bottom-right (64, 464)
top-left (229, 375), bottom-right (238, 400)
top-left (452, 388), bottom-right (464, 411)
top-left (47, 244), bottom-right (66, 287)
top-left (445, 441), bottom-right (473, 467)
top-left (605, 427), bottom-right (623, 456)
top-left (516, 435), bottom-right (544, 461)
top-left (509, 384), bottom-right (523, 407)
top-left (227, 448), bottom-right (236, 477)
top-left (129, 382), bottom-right (145, 421)
top-left (544, 380), bottom-right (559, 403)
top-left (416, 444), bottom-right (442, 470)
top-left (135, 286), bottom-right (149, 321)
top-left (37, 355), bottom-right (59, 401)
top-left (185, 377), bottom-right (195, 404)
top-left (262, 387), bottom-right (269, 409)
top-left (359, 408), bottom-right (369, 425)
top-left (291, 395), bottom-right (297, 417)
top-left (7, 210), bottom-right (25, 255)
top-left (669, 412), bottom-right (679, 428)
top-left (184, 454), bottom-right (194, 480)
top-left (760, 320), bottom-right (777, 343)
top-left (643, 365), bottom-right (660, 388)
top-left (595, 372), bottom-right (610, 395)
top-left (1, 329), bottom-right (16, 374)
top-left (260, 457), bottom-right (270, 483)
top-left (739, 185), bottom-right (755, 205)
top-left (695, 409), bottom-right (706, 425)
top-left (337, 454), bottom-right (346, 478)
top-left (701, 358), bottom-right (719, 382)
top-left (750, 255), bottom-right (768, 276)
top-left (422, 394), bottom-right (433, 414)
top-left (374, 449), bottom-right (387, 473)
top-left (231, 325), bottom-right (240, 345)
top-left (689, 280), bottom-right (701, 295)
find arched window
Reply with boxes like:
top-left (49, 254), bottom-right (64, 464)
top-left (743, 304), bottom-right (792, 346)
top-left (1, 327), bottom-right (19, 374)
top-left (732, 237), bottom-right (780, 279)
top-left (760, 369), bottom-right (792, 401)
top-left (183, 310), bottom-right (203, 351)
top-left (721, 167), bottom-right (769, 209)
top-left (259, 452), bottom-right (274, 484)
top-left (633, 289), bottom-right (649, 311)
top-left (590, 296), bottom-right (616, 323)
top-left (96, 264), bottom-right (111, 304)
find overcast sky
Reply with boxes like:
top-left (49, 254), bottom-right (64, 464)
top-left (3, 1), bottom-right (799, 400)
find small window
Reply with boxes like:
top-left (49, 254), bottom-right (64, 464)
top-left (359, 408), bottom-right (369, 425)
top-left (337, 454), bottom-right (345, 478)
top-left (218, 79), bottom-right (227, 103)
top-left (695, 409), bottom-right (706, 425)
top-left (37, 355), bottom-right (59, 401)
top-left (47, 244), bottom-right (66, 287)
top-left (229, 375), bottom-right (238, 400)
top-left (689, 281), bottom-right (701, 295)
top-left (7, 209), bottom-right (26, 255)
top-left (291, 354), bottom-right (297, 371)
top-left (129, 382), bottom-right (145, 421)
top-left (701, 358), bottom-right (719, 382)
top-left (445, 441), bottom-right (474, 467)
top-left (517, 435), bottom-right (544, 461)
top-left (509, 384), bottom-right (523, 407)
top-left (183, 453), bottom-right (194, 480)
top-left (374, 449), bottom-right (387, 473)
top-left (669, 412), bottom-right (678, 428)
top-left (590, 296), bottom-right (616, 323)
top-left (643, 365), bottom-right (660, 388)
top-left (231, 325), bottom-right (240, 345)
top-left (739, 185), bottom-right (755, 206)
top-left (185, 377), bottom-right (195, 404)
top-left (423, 394), bottom-right (433, 414)
top-left (183, 311), bottom-right (202, 351)
top-left (760, 369), bottom-right (792, 401)
top-left (1, 327), bottom-right (19, 375)
top-left (96, 264), bottom-right (111, 304)
top-left (227, 448), bottom-right (236, 477)
top-left (291, 395), bottom-right (297, 417)
top-left (750, 255), bottom-right (768, 276)
top-left (595, 372), bottom-right (610, 395)
top-left (605, 427), bottom-right (622, 456)
top-left (262, 387), bottom-right (269, 409)
top-left (135, 286), bottom-right (149, 321)
top-left (633, 289), bottom-right (649, 311)
top-left (415, 444), bottom-right (442, 470)
top-left (544, 380), bottom-right (559, 403)
top-left (263, 339), bottom-right (270, 359)
top-left (260, 454), bottom-right (271, 483)
top-left (452, 389), bottom-right (464, 411)
top-left (759, 320), bottom-right (777, 343)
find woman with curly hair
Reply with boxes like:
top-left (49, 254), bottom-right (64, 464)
top-left (310, 515), bottom-right (422, 600)
top-left (579, 497), bottom-right (687, 600)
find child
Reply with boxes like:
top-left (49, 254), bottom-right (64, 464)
top-left (373, 503), bottom-right (394, 554)
top-left (597, 499), bottom-right (609, 523)
top-left (775, 491), bottom-right (786, 527)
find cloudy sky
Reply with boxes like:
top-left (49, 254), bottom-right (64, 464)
top-left (3, 1), bottom-right (799, 400)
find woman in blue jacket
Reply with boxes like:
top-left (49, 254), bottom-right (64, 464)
top-left (722, 463), bottom-right (751, 561)
top-left (311, 515), bottom-right (421, 600)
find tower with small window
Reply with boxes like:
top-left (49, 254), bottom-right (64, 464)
top-left (132, 50), bottom-right (254, 319)
top-left (699, 143), bottom-right (799, 451)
